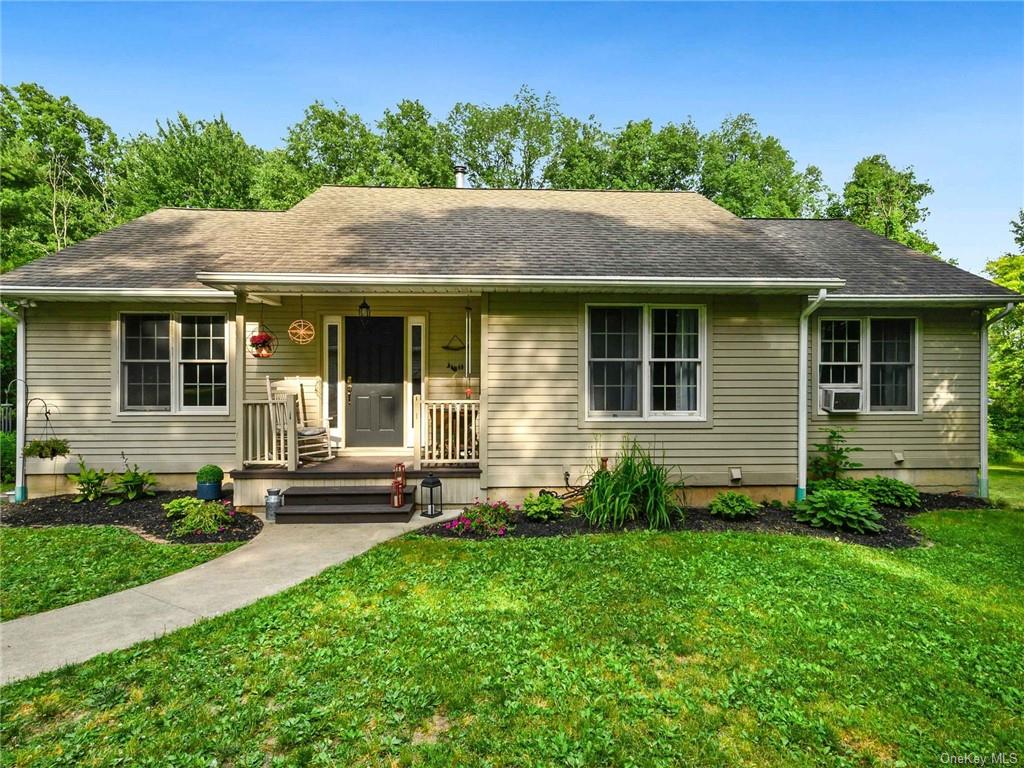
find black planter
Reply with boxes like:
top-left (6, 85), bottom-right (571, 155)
top-left (197, 481), bottom-right (222, 501)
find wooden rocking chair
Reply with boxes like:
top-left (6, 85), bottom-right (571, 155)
top-left (266, 376), bottom-right (333, 464)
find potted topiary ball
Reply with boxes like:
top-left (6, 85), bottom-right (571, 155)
top-left (196, 464), bottom-right (225, 500)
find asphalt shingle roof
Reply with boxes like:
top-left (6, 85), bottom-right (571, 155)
top-left (1, 186), bottom-right (1016, 301)
top-left (745, 218), bottom-right (1016, 299)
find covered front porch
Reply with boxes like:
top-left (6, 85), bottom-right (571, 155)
top-left (225, 292), bottom-right (485, 510)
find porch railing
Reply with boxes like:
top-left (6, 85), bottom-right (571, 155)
top-left (241, 397), bottom-right (298, 471)
top-left (415, 396), bottom-right (480, 467)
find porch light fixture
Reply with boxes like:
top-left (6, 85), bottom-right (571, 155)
top-left (358, 298), bottom-right (371, 327)
top-left (420, 473), bottom-right (443, 518)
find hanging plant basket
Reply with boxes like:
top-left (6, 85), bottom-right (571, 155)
top-left (288, 318), bottom-right (315, 345)
top-left (247, 327), bottom-right (278, 359)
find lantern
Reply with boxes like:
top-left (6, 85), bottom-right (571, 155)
top-left (390, 479), bottom-right (405, 508)
top-left (420, 473), bottom-right (443, 518)
top-left (264, 487), bottom-right (282, 522)
top-left (358, 298), bottom-right (371, 328)
top-left (393, 462), bottom-right (407, 487)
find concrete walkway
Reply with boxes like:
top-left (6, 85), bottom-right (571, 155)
top-left (1, 512), bottom-right (454, 684)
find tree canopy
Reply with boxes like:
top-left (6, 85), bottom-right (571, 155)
top-left (985, 210), bottom-right (1024, 457)
top-left (827, 154), bottom-right (939, 255)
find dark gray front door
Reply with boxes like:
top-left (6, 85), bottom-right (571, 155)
top-left (345, 317), bottom-right (404, 447)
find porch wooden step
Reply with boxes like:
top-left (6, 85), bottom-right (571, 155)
top-left (275, 500), bottom-right (415, 524)
top-left (283, 484), bottom-right (416, 506)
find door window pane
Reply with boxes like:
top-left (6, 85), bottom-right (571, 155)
top-left (122, 315), bottom-right (171, 410)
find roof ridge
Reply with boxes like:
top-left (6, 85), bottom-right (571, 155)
top-left (315, 184), bottom-right (702, 194)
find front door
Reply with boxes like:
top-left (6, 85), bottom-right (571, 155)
top-left (345, 317), bottom-right (404, 447)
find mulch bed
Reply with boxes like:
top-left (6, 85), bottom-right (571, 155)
top-left (0, 491), bottom-right (262, 544)
top-left (418, 491), bottom-right (993, 549)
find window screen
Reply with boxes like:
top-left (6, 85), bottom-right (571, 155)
top-left (122, 315), bottom-right (171, 410)
top-left (870, 319), bottom-right (914, 410)
top-left (820, 320), bottom-right (862, 385)
top-left (180, 315), bottom-right (227, 408)
top-left (650, 308), bottom-right (699, 412)
top-left (588, 307), bottom-right (641, 414)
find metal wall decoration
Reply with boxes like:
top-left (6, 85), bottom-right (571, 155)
top-left (288, 295), bottom-right (315, 345)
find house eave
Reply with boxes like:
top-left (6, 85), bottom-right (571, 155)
top-left (0, 287), bottom-right (231, 302)
top-left (196, 272), bottom-right (846, 295)
top-left (816, 294), bottom-right (1020, 307)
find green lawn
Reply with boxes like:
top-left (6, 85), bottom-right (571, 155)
top-left (2, 509), bottom-right (1021, 767)
top-left (0, 526), bottom-right (242, 621)
top-left (991, 462), bottom-right (1024, 508)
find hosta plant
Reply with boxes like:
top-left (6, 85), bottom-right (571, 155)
top-left (857, 476), bottom-right (920, 509)
top-left (164, 496), bottom-right (235, 536)
top-left (67, 456), bottom-right (109, 502)
top-left (521, 493), bottom-right (565, 522)
top-left (794, 489), bottom-right (884, 534)
top-left (708, 491), bottom-right (760, 519)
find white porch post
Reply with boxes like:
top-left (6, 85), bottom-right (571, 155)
top-left (234, 292), bottom-right (247, 468)
top-left (478, 293), bottom-right (489, 493)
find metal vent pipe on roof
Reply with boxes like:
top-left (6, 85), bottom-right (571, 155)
top-left (453, 164), bottom-right (467, 189)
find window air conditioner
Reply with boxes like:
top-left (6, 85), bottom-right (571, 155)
top-left (821, 388), bottom-right (862, 413)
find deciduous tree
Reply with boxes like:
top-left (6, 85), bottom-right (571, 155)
top-left (986, 211), bottom-right (1024, 456)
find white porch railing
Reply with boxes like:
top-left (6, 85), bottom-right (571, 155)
top-left (415, 396), bottom-right (480, 467)
top-left (242, 398), bottom-right (298, 471)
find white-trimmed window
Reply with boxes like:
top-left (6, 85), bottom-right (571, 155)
top-left (120, 313), bottom-right (229, 413)
top-left (818, 317), bottom-right (916, 413)
top-left (587, 305), bottom-right (705, 420)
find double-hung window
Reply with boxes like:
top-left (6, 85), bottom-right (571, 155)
top-left (120, 313), bottom-right (229, 413)
top-left (818, 317), bottom-right (916, 413)
top-left (587, 305), bottom-right (704, 419)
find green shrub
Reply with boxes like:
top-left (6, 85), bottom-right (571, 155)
top-left (581, 441), bottom-right (682, 530)
top-left (443, 499), bottom-right (515, 537)
top-left (163, 496), bottom-right (234, 536)
top-left (808, 428), bottom-right (863, 481)
top-left (521, 493), bottom-right (565, 522)
top-left (708, 491), bottom-right (760, 519)
top-left (857, 476), bottom-right (920, 509)
top-left (23, 437), bottom-right (70, 459)
top-left (794, 489), bottom-right (884, 534)
top-left (0, 432), bottom-right (14, 483)
top-left (67, 456), bottom-right (109, 502)
top-left (807, 477), bottom-right (860, 495)
top-left (196, 464), bottom-right (224, 484)
top-left (108, 456), bottom-right (158, 506)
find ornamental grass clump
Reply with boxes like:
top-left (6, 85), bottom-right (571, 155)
top-left (581, 441), bottom-right (682, 530)
top-left (794, 489), bottom-right (884, 534)
top-left (708, 491), bottom-right (760, 519)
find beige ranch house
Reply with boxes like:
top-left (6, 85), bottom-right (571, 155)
top-left (2, 186), bottom-right (1018, 519)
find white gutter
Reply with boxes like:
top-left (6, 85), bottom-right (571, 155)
top-left (1, 305), bottom-right (26, 502)
top-left (979, 301), bottom-right (1016, 498)
top-left (797, 288), bottom-right (829, 501)
top-left (815, 294), bottom-right (1019, 306)
top-left (197, 272), bottom-right (845, 291)
top-left (0, 287), bottom-right (227, 300)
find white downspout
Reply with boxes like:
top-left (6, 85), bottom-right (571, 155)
top-left (979, 301), bottom-right (1016, 498)
top-left (2, 305), bottom-right (27, 502)
top-left (797, 289), bottom-right (828, 501)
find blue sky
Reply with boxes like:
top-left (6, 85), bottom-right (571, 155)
top-left (3, 2), bottom-right (1022, 275)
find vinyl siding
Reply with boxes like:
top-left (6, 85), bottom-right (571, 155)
top-left (808, 307), bottom-right (981, 471)
top-left (23, 296), bottom-right (480, 474)
top-left (485, 293), bottom-right (803, 489)
top-left (24, 301), bottom-right (237, 473)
